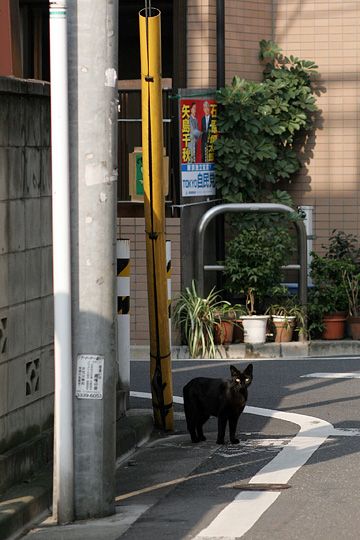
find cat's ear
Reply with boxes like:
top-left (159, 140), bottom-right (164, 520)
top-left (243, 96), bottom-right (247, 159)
top-left (243, 363), bottom-right (253, 386)
top-left (230, 365), bottom-right (241, 378)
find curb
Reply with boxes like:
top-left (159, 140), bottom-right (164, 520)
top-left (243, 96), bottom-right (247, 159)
top-left (116, 411), bottom-right (154, 458)
top-left (0, 469), bottom-right (52, 540)
top-left (0, 412), bottom-right (154, 540)
top-left (131, 340), bottom-right (360, 360)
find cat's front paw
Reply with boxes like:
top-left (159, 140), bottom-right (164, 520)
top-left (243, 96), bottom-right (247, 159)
top-left (230, 437), bottom-right (239, 444)
top-left (216, 438), bottom-right (225, 445)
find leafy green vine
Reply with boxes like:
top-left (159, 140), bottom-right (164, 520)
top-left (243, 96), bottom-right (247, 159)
top-left (215, 40), bottom-right (318, 202)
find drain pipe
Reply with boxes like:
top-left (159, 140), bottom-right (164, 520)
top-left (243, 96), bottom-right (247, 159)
top-left (49, 1), bottom-right (74, 524)
top-left (215, 0), bottom-right (225, 290)
top-left (216, 0), bottom-right (225, 88)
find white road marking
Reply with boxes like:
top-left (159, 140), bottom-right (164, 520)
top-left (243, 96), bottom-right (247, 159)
top-left (130, 391), bottom-right (357, 539)
top-left (301, 372), bottom-right (360, 379)
top-left (217, 438), bottom-right (291, 458)
top-left (131, 391), bottom-right (184, 404)
top-left (331, 427), bottom-right (360, 437)
top-left (198, 491), bottom-right (281, 539)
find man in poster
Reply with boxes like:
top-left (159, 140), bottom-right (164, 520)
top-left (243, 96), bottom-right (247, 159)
top-left (201, 101), bottom-right (212, 162)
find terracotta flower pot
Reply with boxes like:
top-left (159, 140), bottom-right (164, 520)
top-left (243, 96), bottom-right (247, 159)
top-left (348, 316), bottom-right (360, 340)
top-left (214, 320), bottom-right (234, 345)
top-left (232, 320), bottom-right (244, 343)
top-left (322, 313), bottom-right (346, 340)
top-left (272, 316), bottom-right (296, 343)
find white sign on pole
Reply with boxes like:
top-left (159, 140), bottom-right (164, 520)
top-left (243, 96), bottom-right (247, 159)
top-left (75, 354), bottom-right (104, 399)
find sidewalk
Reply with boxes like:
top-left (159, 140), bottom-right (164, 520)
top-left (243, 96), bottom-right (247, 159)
top-left (14, 412), bottom-right (225, 540)
top-left (2, 339), bottom-right (360, 539)
top-left (0, 411), bottom-right (154, 540)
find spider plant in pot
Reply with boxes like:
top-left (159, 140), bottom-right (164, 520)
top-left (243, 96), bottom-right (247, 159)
top-left (227, 303), bottom-right (247, 343)
top-left (266, 299), bottom-right (307, 343)
top-left (173, 280), bottom-right (231, 358)
top-left (213, 304), bottom-right (234, 346)
top-left (214, 303), bottom-right (247, 345)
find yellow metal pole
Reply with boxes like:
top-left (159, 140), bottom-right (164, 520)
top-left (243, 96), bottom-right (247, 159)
top-left (139, 7), bottom-right (174, 431)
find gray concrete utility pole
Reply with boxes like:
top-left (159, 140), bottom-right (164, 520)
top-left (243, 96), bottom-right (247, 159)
top-left (67, 0), bottom-right (118, 518)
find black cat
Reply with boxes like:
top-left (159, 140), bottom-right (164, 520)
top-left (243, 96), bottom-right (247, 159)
top-left (183, 364), bottom-right (253, 445)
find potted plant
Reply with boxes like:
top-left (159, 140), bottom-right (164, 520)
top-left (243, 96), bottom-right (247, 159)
top-left (223, 222), bottom-right (294, 344)
top-left (266, 299), bottom-right (307, 343)
top-left (173, 281), bottom-right (231, 358)
top-left (309, 249), bottom-right (355, 340)
top-left (342, 269), bottom-right (360, 339)
top-left (213, 303), bottom-right (246, 345)
top-left (230, 303), bottom-right (248, 343)
top-left (239, 288), bottom-right (270, 344)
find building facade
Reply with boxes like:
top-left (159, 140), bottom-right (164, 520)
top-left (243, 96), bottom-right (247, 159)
top-left (1, 0), bottom-right (360, 344)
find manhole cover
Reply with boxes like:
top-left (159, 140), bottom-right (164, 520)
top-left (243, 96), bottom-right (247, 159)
top-left (232, 483), bottom-right (290, 491)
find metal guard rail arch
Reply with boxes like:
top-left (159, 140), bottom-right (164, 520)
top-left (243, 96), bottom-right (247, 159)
top-left (194, 203), bottom-right (307, 308)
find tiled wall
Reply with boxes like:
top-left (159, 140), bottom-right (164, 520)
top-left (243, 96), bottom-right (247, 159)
top-left (225, 0), bottom-right (272, 82)
top-left (117, 218), bottom-right (181, 345)
top-left (218, 0), bottom-right (360, 250)
top-left (187, 0), bottom-right (217, 88)
top-left (273, 0), bottom-right (360, 249)
top-left (0, 79), bottom-right (54, 465)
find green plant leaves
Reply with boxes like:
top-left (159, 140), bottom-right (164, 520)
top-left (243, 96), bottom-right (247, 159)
top-left (223, 225), bottom-right (294, 310)
top-left (173, 281), bottom-right (233, 358)
top-left (215, 40), bottom-right (318, 203)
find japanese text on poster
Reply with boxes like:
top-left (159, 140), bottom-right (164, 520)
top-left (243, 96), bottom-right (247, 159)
top-left (180, 98), bottom-right (218, 197)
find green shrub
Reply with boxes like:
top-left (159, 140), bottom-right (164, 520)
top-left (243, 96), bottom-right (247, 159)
top-left (308, 233), bottom-right (360, 337)
top-left (215, 40), bottom-right (318, 203)
top-left (223, 224), bottom-right (294, 313)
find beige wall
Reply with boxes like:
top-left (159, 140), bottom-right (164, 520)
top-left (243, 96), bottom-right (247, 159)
top-left (215, 0), bottom-right (360, 250)
top-left (225, 0), bottom-right (272, 82)
top-left (187, 0), bottom-right (217, 88)
top-left (273, 0), bottom-right (360, 250)
top-left (117, 218), bottom-right (181, 345)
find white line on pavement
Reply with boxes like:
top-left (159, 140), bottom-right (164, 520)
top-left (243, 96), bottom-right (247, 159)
top-left (130, 391), bottom-right (334, 538)
top-left (301, 372), bottom-right (360, 379)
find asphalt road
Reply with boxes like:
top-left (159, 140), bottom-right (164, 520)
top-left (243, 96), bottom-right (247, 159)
top-left (124, 356), bottom-right (360, 539)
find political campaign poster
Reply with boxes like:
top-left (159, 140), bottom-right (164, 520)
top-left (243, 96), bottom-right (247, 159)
top-left (179, 97), bottom-right (218, 197)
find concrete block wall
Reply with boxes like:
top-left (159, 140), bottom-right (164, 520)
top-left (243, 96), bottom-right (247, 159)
top-left (0, 78), bottom-right (53, 481)
top-left (117, 217), bottom-right (181, 345)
